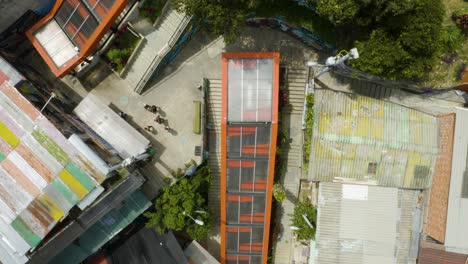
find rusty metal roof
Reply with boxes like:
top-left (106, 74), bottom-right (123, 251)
top-left (0, 62), bottom-right (105, 263)
top-left (425, 114), bottom-right (455, 243)
top-left (308, 89), bottom-right (439, 189)
top-left (418, 245), bottom-right (468, 264)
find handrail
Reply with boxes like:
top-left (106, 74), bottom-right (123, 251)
top-left (134, 13), bottom-right (192, 93)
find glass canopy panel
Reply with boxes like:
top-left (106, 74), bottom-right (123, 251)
top-left (83, 0), bottom-right (117, 21)
top-left (55, 0), bottom-right (99, 48)
top-left (226, 160), bottom-right (268, 193)
top-left (227, 58), bottom-right (273, 122)
top-left (34, 20), bottom-right (78, 67)
top-left (226, 195), bottom-right (266, 224)
top-left (226, 125), bottom-right (271, 159)
top-left (226, 255), bottom-right (262, 264)
top-left (226, 227), bottom-right (264, 254)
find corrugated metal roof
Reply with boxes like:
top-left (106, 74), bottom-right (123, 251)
top-left (49, 190), bottom-right (151, 264)
top-left (0, 57), bottom-right (24, 85)
top-left (0, 80), bottom-right (106, 264)
top-left (425, 114), bottom-right (455, 243)
top-left (445, 108), bottom-right (468, 254)
top-left (309, 89), bottom-right (439, 189)
top-left (418, 245), bottom-right (468, 264)
top-left (73, 93), bottom-right (150, 159)
top-left (315, 182), bottom-right (421, 264)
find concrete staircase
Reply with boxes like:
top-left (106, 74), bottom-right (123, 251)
top-left (123, 4), bottom-right (190, 92)
top-left (281, 67), bottom-right (308, 115)
top-left (273, 66), bottom-right (307, 264)
top-left (346, 75), bottom-right (392, 99)
top-left (206, 79), bottom-right (222, 260)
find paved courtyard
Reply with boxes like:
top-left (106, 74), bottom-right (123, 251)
top-left (33, 24), bottom-right (318, 261)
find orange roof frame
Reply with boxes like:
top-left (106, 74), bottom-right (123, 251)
top-left (26, 0), bottom-right (129, 77)
top-left (220, 52), bottom-right (279, 264)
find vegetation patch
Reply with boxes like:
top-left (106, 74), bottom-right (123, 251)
top-left (253, 1), bottom-right (336, 44)
top-left (145, 163), bottom-right (211, 241)
top-left (172, 0), bottom-right (335, 44)
top-left (303, 93), bottom-right (314, 172)
top-left (272, 183), bottom-right (286, 202)
top-left (105, 26), bottom-right (141, 73)
top-left (140, 0), bottom-right (168, 24)
top-left (289, 200), bottom-right (317, 242)
top-left (305, 0), bottom-right (467, 85)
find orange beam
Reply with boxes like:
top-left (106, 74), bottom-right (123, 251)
top-left (26, 0), bottom-right (129, 77)
top-left (261, 52), bottom-right (280, 264)
top-left (220, 53), bottom-right (228, 264)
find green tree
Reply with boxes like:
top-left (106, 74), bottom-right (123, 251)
top-left (397, 0), bottom-right (445, 57)
top-left (343, 0), bottom-right (446, 80)
top-left (289, 200), bottom-right (317, 242)
top-left (172, 0), bottom-right (260, 43)
top-left (145, 165), bottom-right (211, 240)
top-left (308, 0), bottom-right (416, 25)
top-left (310, 0), bottom-right (360, 25)
top-left (349, 30), bottom-right (413, 80)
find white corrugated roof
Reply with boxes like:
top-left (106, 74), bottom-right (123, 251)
top-left (73, 93), bottom-right (150, 159)
top-left (315, 183), bottom-right (421, 264)
top-left (445, 107), bottom-right (468, 254)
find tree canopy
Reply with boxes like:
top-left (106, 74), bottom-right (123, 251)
top-left (308, 0), bottom-right (447, 81)
top-left (172, 0), bottom-right (260, 43)
top-left (144, 164), bottom-right (211, 240)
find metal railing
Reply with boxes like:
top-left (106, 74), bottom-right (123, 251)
top-left (134, 13), bottom-right (192, 94)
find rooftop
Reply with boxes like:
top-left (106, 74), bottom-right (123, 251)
top-left (26, 0), bottom-right (129, 77)
top-left (308, 89), bottom-right (439, 189)
top-left (315, 182), bottom-right (422, 264)
top-left (0, 63), bottom-right (106, 263)
top-left (424, 114), bottom-right (455, 243)
top-left (445, 107), bottom-right (468, 254)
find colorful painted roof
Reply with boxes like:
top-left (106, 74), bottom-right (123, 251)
top-left (308, 89), bottom-right (439, 189)
top-left (0, 80), bottom-right (105, 263)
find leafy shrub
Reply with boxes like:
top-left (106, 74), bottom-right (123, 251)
top-left (289, 200), bottom-right (317, 242)
top-left (163, 176), bottom-right (172, 184)
top-left (303, 93), bottom-right (314, 171)
top-left (273, 183), bottom-right (286, 202)
top-left (105, 26), bottom-right (140, 72)
top-left (140, 0), bottom-right (167, 23)
top-left (442, 25), bottom-right (463, 52)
